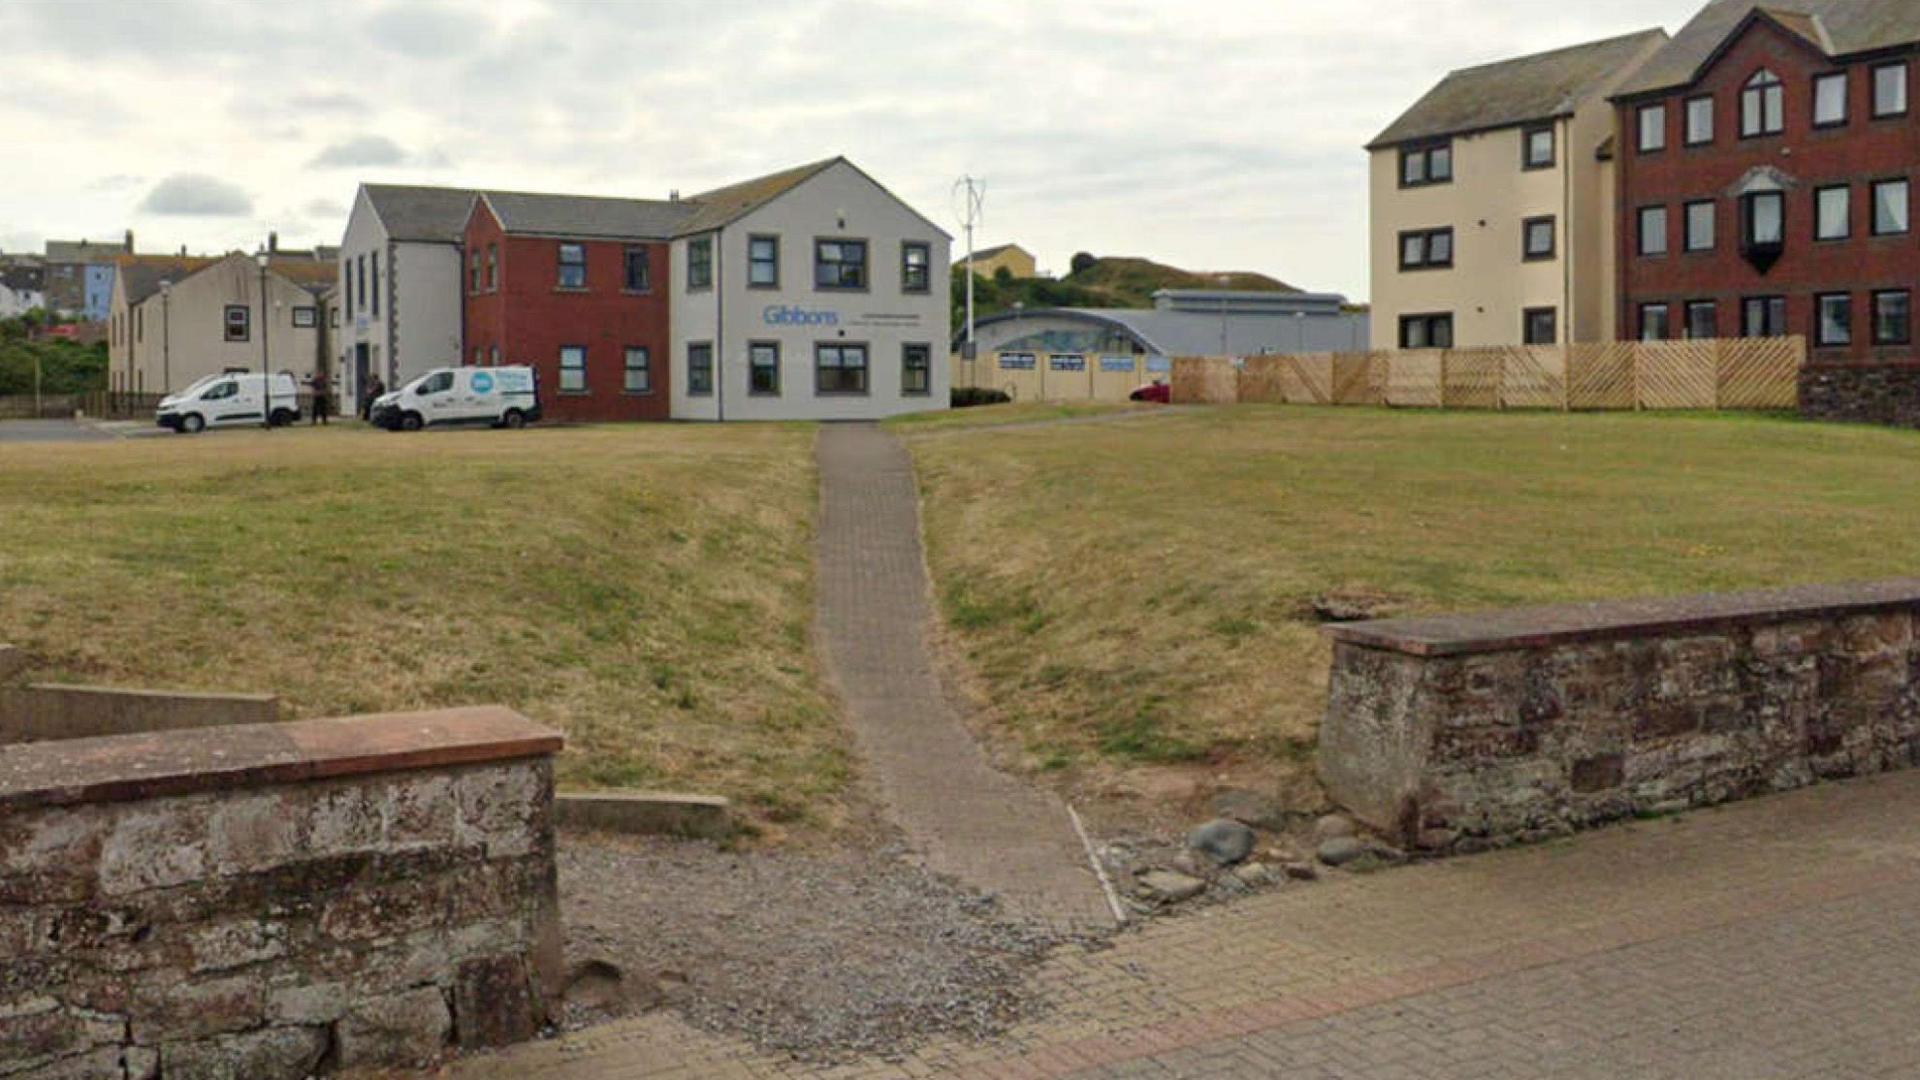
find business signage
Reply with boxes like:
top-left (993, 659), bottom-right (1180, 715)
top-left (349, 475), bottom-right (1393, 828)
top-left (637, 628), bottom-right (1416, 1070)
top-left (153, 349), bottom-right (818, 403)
top-left (999, 352), bottom-right (1036, 370)
top-left (1099, 356), bottom-right (1136, 372)
top-left (1049, 354), bottom-right (1086, 372)
top-left (762, 305), bottom-right (838, 327)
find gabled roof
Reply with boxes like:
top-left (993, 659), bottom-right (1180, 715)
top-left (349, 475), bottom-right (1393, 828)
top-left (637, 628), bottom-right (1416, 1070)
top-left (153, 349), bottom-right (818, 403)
top-left (115, 255), bottom-right (217, 305)
top-left (964, 243), bottom-right (1028, 262)
top-left (46, 238), bottom-right (130, 264)
top-left (672, 157), bottom-right (842, 236)
top-left (1369, 29), bottom-right (1669, 149)
top-left (477, 191), bottom-right (693, 240)
top-left (1617, 0), bottom-right (1920, 98)
top-left (362, 184), bottom-right (481, 243)
top-left (265, 256), bottom-right (339, 290)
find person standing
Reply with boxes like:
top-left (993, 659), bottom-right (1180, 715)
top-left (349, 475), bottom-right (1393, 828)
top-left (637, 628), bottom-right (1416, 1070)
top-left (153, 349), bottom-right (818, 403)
top-left (309, 370), bottom-right (331, 426)
top-left (362, 374), bottom-right (385, 421)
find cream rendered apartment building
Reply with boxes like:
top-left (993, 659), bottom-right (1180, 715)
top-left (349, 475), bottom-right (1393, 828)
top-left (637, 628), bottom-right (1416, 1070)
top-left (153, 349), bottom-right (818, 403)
top-left (1368, 30), bottom-right (1668, 350)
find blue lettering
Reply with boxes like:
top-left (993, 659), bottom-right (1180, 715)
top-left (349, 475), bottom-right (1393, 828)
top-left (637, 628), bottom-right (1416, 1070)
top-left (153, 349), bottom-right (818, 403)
top-left (762, 305), bottom-right (839, 327)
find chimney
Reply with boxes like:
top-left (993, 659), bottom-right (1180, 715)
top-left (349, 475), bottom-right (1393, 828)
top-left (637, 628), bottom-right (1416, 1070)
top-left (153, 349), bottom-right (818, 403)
top-left (124, 229), bottom-right (134, 253)
top-left (268, 231), bottom-right (279, 254)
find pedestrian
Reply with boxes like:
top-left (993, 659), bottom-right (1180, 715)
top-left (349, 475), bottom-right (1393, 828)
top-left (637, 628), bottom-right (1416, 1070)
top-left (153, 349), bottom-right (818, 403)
top-left (308, 370), bottom-right (331, 426)
top-left (362, 374), bottom-right (385, 421)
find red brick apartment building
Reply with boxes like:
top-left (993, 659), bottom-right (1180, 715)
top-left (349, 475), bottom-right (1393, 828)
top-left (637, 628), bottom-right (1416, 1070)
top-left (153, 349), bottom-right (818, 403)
top-left (1614, 2), bottom-right (1920, 362)
top-left (463, 192), bottom-right (681, 422)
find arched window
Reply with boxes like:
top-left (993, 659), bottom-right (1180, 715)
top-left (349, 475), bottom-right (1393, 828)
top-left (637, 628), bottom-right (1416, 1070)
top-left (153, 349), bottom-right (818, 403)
top-left (1741, 70), bottom-right (1784, 136)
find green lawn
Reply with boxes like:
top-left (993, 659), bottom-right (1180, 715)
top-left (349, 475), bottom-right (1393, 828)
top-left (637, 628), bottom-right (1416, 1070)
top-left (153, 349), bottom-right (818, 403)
top-left (903, 406), bottom-right (1920, 808)
top-left (0, 424), bottom-right (845, 836)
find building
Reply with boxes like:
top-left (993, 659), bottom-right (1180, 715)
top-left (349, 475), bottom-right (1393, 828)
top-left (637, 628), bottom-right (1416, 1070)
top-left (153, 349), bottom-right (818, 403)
top-left (338, 184), bottom-right (477, 406)
top-left (462, 191), bottom-right (679, 423)
top-left (668, 157), bottom-right (951, 421)
top-left (955, 289), bottom-right (1369, 400)
top-left (954, 242), bottom-right (1037, 281)
top-left (44, 234), bottom-right (133, 320)
top-left (109, 252), bottom-right (336, 396)
top-left (0, 265), bottom-right (44, 318)
top-left (1368, 30), bottom-right (1668, 350)
top-left (1613, 1), bottom-right (1920, 360)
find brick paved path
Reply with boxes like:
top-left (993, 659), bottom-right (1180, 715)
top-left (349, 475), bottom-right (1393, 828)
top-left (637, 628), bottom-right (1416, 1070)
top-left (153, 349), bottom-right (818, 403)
top-left (458, 768), bottom-right (1920, 1079)
top-left (812, 422), bottom-right (1113, 927)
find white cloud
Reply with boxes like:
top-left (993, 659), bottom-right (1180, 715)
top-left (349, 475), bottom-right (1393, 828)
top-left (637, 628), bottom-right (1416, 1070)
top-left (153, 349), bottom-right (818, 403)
top-left (310, 135), bottom-right (409, 168)
top-left (138, 174), bottom-right (254, 216)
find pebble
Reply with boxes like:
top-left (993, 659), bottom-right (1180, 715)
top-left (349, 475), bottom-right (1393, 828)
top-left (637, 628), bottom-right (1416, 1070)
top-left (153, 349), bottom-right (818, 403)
top-left (1211, 789), bottom-right (1287, 831)
top-left (1317, 837), bottom-right (1366, 866)
top-left (1417, 828), bottom-right (1460, 852)
top-left (1137, 870), bottom-right (1207, 903)
top-left (1314, 814), bottom-right (1357, 842)
top-left (1187, 819), bottom-right (1257, 865)
top-left (1232, 861), bottom-right (1273, 887)
top-left (1282, 861), bottom-right (1319, 881)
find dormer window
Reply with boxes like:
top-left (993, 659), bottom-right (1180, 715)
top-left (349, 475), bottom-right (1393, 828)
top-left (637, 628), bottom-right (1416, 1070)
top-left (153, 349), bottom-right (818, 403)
top-left (1741, 70), bottom-right (1784, 137)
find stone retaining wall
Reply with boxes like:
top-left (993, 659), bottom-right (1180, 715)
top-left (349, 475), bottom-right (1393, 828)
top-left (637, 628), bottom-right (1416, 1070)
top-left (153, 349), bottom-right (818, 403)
top-left (0, 706), bottom-right (564, 1078)
top-left (1799, 362), bottom-right (1920, 430)
top-left (1318, 580), bottom-right (1920, 851)
top-left (0, 684), bottom-right (280, 745)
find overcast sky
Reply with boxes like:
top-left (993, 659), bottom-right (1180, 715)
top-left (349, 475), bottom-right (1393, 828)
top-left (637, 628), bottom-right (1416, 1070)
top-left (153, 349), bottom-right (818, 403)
top-left (0, 0), bottom-right (1699, 301)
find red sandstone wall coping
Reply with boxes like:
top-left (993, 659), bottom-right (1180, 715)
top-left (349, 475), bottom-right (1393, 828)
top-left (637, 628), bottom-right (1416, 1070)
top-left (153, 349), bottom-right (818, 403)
top-left (1326, 579), bottom-right (1920, 658)
top-left (0, 705), bottom-right (563, 812)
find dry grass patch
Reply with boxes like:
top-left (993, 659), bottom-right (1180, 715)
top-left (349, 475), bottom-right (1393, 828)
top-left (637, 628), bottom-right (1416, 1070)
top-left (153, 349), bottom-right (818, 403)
top-left (905, 406), bottom-right (1920, 813)
top-left (884, 401), bottom-right (1150, 433)
top-left (0, 424), bottom-right (845, 834)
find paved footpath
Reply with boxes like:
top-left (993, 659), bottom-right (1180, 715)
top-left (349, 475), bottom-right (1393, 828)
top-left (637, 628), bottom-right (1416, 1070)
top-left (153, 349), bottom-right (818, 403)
top-left (810, 421), bottom-right (1115, 927)
top-left (459, 762), bottom-right (1920, 1078)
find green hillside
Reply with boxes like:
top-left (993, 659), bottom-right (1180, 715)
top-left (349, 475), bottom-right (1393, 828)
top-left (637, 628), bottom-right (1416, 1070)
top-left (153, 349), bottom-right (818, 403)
top-left (952, 254), bottom-right (1296, 328)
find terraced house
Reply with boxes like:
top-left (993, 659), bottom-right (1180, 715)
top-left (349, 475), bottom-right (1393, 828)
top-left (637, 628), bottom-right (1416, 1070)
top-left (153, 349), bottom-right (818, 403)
top-left (1613, 0), bottom-right (1920, 360)
top-left (1369, 29), bottom-right (1668, 350)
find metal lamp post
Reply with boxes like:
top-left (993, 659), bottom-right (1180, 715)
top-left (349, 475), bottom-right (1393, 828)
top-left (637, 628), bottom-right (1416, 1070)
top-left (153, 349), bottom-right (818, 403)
top-left (159, 279), bottom-right (172, 394)
top-left (256, 252), bottom-right (271, 428)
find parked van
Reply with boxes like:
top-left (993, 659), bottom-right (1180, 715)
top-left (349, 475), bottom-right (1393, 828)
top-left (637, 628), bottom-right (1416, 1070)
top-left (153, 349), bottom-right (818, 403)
top-left (157, 372), bottom-right (302, 433)
top-left (370, 366), bottom-right (541, 431)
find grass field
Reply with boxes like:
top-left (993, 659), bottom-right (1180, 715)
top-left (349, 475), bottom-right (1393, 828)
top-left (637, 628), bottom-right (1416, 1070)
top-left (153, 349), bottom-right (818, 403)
top-left (0, 424), bottom-right (844, 834)
top-left (904, 406), bottom-right (1920, 810)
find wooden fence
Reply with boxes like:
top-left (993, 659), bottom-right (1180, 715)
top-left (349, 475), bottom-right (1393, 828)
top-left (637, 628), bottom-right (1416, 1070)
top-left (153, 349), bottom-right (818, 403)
top-left (1172, 337), bottom-right (1807, 411)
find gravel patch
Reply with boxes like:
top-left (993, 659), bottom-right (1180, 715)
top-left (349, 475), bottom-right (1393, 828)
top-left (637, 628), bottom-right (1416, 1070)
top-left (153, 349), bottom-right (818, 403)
top-left (558, 833), bottom-right (1099, 1063)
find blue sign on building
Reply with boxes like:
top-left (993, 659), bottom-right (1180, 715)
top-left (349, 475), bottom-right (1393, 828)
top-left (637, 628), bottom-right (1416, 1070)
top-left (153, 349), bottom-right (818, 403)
top-left (1099, 356), bottom-right (1136, 373)
top-left (1049, 354), bottom-right (1086, 372)
top-left (762, 305), bottom-right (838, 327)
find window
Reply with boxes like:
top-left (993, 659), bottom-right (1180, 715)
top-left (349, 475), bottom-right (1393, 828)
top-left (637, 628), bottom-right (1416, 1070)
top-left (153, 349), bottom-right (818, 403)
top-left (901, 242), bottom-right (931, 292)
top-left (1815, 185), bottom-right (1851, 240)
top-left (223, 304), bottom-right (249, 342)
top-left (1872, 179), bottom-right (1909, 235)
top-left (1816, 293), bottom-right (1853, 347)
top-left (1685, 200), bottom-right (1716, 251)
top-left (1522, 126), bottom-right (1554, 169)
top-left (1741, 70), bottom-right (1784, 136)
top-left (621, 347), bottom-right (651, 392)
top-left (1685, 95), bottom-right (1715, 144)
top-left (624, 247), bottom-right (650, 292)
top-left (202, 380), bottom-right (236, 400)
top-left (1742, 296), bottom-right (1787, 337)
top-left (1874, 62), bottom-right (1909, 118)
top-left (1522, 307), bottom-right (1557, 345)
top-left (490, 345), bottom-right (499, 366)
top-left (1522, 216), bottom-right (1555, 260)
top-left (473, 346), bottom-right (482, 366)
top-left (1743, 191), bottom-right (1784, 246)
top-left (487, 245), bottom-right (497, 290)
top-left (469, 251), bottom-right (481, 294)
top-left (370, 251), bottom-right (380, 316)
top-left (687, 342), bottom-right (713, 395)
top-left (687, 237), bottom-right (712, 289)
top-left (418, 371), bottom-right (454, 395)
top-left (292, 306), bottom-right (317, 328)
top-left (815, 342), bottom-right (868, 394)
top-left (557, 243), bottom-right (586, 289)
top-left (1873, 290), bottom-right (1911, 345)
top-left (356, 255), bottom-right (366, 312)
top-left (1639, 303), bottom-right (1671, 341)
top-left (1637, 104), bottom-right (1666, 152)
top-left (748, 341), bottom-right (780, 395)
top-left (344, 267), bottom-right (353, 319)
top-left (1638, 205), bottom-right (1669, 256)
top-left (747, 235), bottom-right (778, 288)
top-left (559, 345), bottom-right (586, 392)
top-left (331, 307), bottom-right (339, 328)
top-left (1814, 73), bottom-right (1848, 127)
top-left (1398, 227), bottom-right (1453, 269)
top-left (1685, 300), bottom-right (1718, 340)
top-left (902, 343), bottom-right (932, 395)
top-left (814, 239), bottom-right (868, 289)
top-left (1398, 313), bottom-right (1452, 350)
top-left (1399, 142), bottom-right (1452, 187)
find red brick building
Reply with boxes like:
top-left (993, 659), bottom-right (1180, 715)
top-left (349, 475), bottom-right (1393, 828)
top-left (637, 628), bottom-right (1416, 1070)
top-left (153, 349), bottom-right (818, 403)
top-left (1614, 2), bottom-right (1920, 362)
top-left (462, 192), bottom-right (683, 422)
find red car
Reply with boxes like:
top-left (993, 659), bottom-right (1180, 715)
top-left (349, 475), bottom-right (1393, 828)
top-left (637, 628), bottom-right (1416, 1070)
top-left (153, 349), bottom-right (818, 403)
top-left (1129, 381), bottom-right (1171, 404)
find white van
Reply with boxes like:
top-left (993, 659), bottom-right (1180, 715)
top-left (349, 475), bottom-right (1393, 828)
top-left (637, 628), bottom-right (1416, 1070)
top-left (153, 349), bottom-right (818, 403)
top-left (370, 366), bottom-right (541, 431)
top-left (157, 372), bottom-right (302, 433)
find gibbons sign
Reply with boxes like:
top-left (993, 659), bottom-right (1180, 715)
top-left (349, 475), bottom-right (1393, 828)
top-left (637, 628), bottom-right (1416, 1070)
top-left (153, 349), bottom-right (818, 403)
top-left (762, 305), bottom-right (839, 327)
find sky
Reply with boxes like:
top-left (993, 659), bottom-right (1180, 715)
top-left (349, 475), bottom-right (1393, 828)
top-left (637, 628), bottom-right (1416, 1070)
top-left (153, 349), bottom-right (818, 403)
top-left (0, 0), bottom-right (1702, 302)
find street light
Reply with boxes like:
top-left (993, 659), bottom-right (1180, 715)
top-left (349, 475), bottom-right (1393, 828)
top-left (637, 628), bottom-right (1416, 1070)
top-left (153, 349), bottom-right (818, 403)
top-left (159, 279), bottom-right (172, 394)
top-left (255, 252), bottom-right (270, 428)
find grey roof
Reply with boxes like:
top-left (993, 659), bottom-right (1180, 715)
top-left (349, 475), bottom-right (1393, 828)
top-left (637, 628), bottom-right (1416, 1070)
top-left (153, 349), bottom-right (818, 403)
top-left (479, 191), bottom-right (694, 240)
top-left (44, 238), bottom-right (129, 264)
top-left (1617, 1), bottom-right (1920, 98)
top-left (116, 256), bottom-right (217, 306)
top-left (1369, 29), bottom-right (1669, 148)
top-left (968, 296), bottom-right (1367, 357)
top-left (1, 265), bottom-right (44, 292)
top-left (673, 157), bottom-right (842, 236)
top-left (362, 184), bottom-right (481, 243)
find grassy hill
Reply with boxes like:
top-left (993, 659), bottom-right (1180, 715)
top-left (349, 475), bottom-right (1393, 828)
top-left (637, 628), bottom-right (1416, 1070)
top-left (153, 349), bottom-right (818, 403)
top-left (953, 255), bottom-right (1297, 327)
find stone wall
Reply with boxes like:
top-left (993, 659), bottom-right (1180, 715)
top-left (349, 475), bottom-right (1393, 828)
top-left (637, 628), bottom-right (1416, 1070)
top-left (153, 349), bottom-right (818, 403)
top-left (0, 684), bottom-right (280, 746)
top-left (1799, 362), bottom-right (1920, 430)
top-left (0, 706), bottom-right (564, 1078)
top-left (1318, 580), bottom-right (1920, 851)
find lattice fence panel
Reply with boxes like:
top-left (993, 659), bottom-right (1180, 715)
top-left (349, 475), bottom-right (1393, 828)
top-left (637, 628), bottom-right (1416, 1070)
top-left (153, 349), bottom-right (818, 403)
top-left (1716, 336), bottom-right (1805, 409)
top-left (1636, 341), bottom-right (1718, 409)
top-left (1384, 351), bottom-right (1444, 407)
top-left (1500, 347), bottom-right (1567, 408)
top-left (1332, 353), bottom-right (1386, 405)
top-left (1442, 348), bottom-right (1505, 409)
top-left (1566, 343), bottom-right (1637, 409)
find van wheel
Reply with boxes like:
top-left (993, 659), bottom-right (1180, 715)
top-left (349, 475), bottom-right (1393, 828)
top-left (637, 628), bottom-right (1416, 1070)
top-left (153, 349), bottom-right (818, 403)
top-left (269, 408), bottom-right (296, 428)
top-left (502, 409), bottom-right (526, 430)
top-left (400, 412), bottom-right (424, 432)
top-left (181, 413), bottom-right (205, 435)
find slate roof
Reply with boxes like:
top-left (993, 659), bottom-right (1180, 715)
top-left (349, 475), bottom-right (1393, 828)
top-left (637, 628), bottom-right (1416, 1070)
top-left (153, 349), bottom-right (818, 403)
top-left (1617, 0), bottom-right (1920, 97)
top-left (45, 238), bottom-right (130, 264)
top-left (478, 191), bottom-right (693, 240)
top-left (672, 157), bottom-right (842, 236)
top-left (115, 255), bottom-right (217, 305)
top-left (362, 184), bottom-right (481, 243)
top-left (1369, 29), bottom-right (1669, 148)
